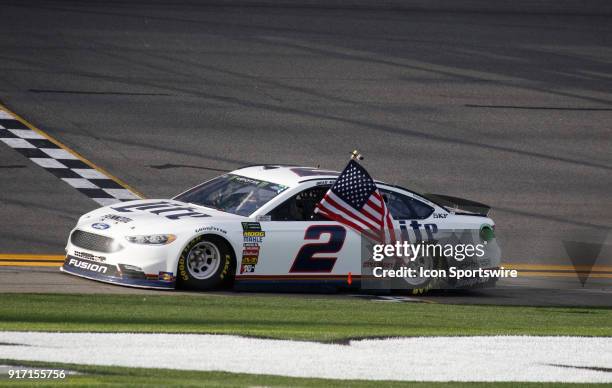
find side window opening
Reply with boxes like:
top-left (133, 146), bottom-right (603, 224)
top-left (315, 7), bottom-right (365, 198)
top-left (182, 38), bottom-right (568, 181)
top-left (380, 189), bottom-right (434, 220)
top-left (268, 186), bottom-right (331, 221)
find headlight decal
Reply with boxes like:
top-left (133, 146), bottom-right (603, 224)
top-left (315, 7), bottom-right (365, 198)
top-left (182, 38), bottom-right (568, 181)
top-left (125, 234), bottom-right (176, 245)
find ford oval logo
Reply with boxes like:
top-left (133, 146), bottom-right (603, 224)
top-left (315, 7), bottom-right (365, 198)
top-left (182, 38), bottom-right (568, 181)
top-left (92, 223), bottom-right (110, 230)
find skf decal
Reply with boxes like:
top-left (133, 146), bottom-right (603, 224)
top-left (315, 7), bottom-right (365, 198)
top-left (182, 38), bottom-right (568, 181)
top-left (433, 213), bottom-right (448, 219)
top-left (112, 201), bottom-right (210, 220)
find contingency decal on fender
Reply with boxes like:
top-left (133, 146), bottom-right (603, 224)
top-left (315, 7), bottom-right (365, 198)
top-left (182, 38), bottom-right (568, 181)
top-left (242, 222), bottom-right (265, 243)
top-left (158, 272), bottom-right (175, 282)
top-left (240, 243), bottom-right (260, 273)
top-left (112, 201), bottom-right (210, 220)
top-left (241, 222), bottom-right (264, 273)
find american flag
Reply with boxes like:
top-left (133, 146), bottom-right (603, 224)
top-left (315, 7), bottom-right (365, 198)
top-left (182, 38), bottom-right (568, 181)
top-left (315, 160), bottom-right (396, 243)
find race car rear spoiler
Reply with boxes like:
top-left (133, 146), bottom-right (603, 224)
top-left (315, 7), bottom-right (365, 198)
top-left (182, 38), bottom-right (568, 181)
top-left (423, 193), bottom-right (491, 216)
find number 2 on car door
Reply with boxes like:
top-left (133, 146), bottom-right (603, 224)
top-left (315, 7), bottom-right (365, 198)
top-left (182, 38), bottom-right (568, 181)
top-left (290, 225), bottom-right (346, 272)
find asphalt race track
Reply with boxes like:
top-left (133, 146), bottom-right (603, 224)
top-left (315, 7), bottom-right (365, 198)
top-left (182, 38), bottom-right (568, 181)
top-left (0, 1), bottom-right (610, 304)
top-left (0, 265), bottom-right (611, 306)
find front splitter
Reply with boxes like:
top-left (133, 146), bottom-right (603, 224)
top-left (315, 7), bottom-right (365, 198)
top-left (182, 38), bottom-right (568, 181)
top-left (60, 265), bottom-right (174, 290)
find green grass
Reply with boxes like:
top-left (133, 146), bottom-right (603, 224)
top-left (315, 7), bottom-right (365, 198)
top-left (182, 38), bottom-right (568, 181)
top-left (0, 293), bottom-right (610, 340)
top-left (0, 360), bottom-right (606, 387)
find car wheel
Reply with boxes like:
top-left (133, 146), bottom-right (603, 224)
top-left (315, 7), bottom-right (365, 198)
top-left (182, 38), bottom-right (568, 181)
top-left (404, 255), bottom-right (448, 295)
top-left (399, 254), bottom-right (434, 291)
top-left (176, 235), bottom-right (235, 290)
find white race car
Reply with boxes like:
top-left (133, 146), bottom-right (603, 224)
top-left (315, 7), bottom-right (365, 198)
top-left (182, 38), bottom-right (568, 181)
top-left (61, 165), bottom-right (500, 291)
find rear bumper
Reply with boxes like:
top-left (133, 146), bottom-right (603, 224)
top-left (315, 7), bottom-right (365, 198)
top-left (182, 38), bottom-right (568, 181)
top-left (61, 256), bottom-right (175, 290)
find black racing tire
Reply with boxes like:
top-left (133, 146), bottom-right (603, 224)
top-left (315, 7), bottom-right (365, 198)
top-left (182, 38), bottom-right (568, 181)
top-left (176, 235), bottom-right (235, 291)
top-left (397, 254), bottom-right (434, 293)
top-left (410, 256), bottom-right (448, 295)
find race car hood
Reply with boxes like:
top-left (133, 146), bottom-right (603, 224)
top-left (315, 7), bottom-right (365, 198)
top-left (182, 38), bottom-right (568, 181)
top-left (76, 199), bottom-right (246, 235)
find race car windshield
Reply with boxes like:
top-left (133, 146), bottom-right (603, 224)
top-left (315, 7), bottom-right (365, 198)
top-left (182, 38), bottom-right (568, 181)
top-left (173, 174), bottom-right (288, 216)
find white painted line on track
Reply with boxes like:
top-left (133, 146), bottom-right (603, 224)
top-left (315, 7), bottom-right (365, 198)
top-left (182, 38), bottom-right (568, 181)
top-left (0, 332), bottom-right (610, 382)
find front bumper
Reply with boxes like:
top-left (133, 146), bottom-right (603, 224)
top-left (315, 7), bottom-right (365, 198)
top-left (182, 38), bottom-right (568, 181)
top-left (61, 255), bottom-right (176, 290)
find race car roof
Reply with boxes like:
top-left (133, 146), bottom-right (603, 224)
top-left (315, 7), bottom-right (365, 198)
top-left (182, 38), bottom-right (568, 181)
top-left (231, 165), bottom-right (445, 209)
top-left (231, 165), bottom-right (340, 188)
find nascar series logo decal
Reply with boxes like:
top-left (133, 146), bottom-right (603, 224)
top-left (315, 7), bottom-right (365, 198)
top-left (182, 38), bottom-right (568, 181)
top-left (242, 222), bottom-right (265, 243)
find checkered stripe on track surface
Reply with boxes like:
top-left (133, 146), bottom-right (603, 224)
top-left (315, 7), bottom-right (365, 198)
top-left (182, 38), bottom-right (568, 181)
top-left (0, 110), bottom-right (141, 205)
